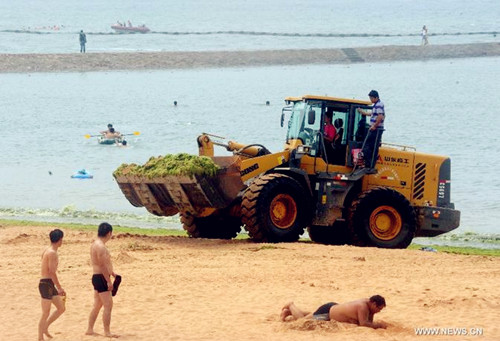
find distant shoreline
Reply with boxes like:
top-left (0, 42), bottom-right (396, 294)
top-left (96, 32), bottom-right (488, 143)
top-left (1, 42), bottom-right (499, 73)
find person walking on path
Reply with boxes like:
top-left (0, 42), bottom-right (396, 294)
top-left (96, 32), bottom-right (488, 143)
top-left (357, 90), bottom-right (385, 169)
top-left (421, 25), bottom-right (429, 45)
top-left (79, 30), bottom-right (87, 53)
top-left (38, 229), bottom-right (66, 341)
top-left (86, 222), bottom-right (120, 338)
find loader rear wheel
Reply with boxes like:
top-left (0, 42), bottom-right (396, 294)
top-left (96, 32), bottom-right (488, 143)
top-left (180, 210), bottom-right (241, 239)
top-left (307, 222), bottom-right (350, 245)
top-left (349, 187), bottom-right (416, 248)
top-left (241, 174), bottom-right (308, 242)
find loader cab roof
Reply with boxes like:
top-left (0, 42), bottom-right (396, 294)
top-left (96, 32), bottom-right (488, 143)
top-left (285, 95), bottom-right (371, 106)
top-left (284, 97), bottom-right (303, 105)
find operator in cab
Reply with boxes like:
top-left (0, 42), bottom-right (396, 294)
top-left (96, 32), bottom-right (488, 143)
top-left (323, 109), bottom-right (336, 163)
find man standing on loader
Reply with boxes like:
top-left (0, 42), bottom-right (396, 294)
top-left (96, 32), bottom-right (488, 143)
top-left (358, 90), bottom-right (385, 168)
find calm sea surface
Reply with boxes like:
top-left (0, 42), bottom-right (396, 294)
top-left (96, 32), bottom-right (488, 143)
top-left (1, 57), bottom-right (500, 235)
top-left (0, 0), bottom-right (499, 238)
top-left (0, 0), bottom-right (499, 53)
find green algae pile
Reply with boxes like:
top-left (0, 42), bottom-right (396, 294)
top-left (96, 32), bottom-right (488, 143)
top-left (113, 153), bottom-right (219, 178)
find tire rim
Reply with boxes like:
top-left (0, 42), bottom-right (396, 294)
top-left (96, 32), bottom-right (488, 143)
top-left (269, 194), bottom-right (297, 229)
top-left (369, 205), bottom-right (402, 240)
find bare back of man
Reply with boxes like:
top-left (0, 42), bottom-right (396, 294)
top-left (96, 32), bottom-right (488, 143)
top-left (329, 298), bottom-right (384, 328)
top-left (86, 224), bottom-right (119, 338)
top-left (104, 131), bottom-right (120, 139)
top-left (281, 295), bottom-right (386, 329)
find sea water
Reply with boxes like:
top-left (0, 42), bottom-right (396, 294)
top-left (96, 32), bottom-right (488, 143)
top-left (0, 0), bottom-right (499, 53)
top-left (0, 0), bottom-right (499, 243)
top-left (1, 57), bottom-right (500, 239)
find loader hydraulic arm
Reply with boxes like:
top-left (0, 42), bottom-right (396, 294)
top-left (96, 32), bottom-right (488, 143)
top-left (197, 133), bottom-right (270, 158)
top-left (239, 150), bottom-right (290, 182)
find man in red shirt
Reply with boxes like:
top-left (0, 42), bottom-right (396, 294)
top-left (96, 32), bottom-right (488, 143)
top-left (324, 110), bottom-right (336, 143)
top-left (323, 110), bottom-right (337, 163)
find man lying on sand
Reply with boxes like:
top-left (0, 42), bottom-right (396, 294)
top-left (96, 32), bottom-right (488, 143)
top-left (280, 295), bottom-right (387, 329)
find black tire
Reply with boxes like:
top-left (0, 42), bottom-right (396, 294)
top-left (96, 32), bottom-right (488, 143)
top-left (307, 221), bottom-right (350, 245)
top-left (349, 187), bottom-right (416, 249)
top-left (180, 210), bottom-right (241, 239)
top-left (241, 173), bottom-right (309, 243)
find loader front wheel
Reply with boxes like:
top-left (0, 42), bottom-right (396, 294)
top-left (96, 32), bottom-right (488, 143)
top-left (349, 187), bottom-right (416, 248)
top-left (180, 210), bottom-right (241, 239)
top-left (242, 174), bottom-right (309, 242)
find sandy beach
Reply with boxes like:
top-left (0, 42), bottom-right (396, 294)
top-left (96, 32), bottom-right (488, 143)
top-left (1, 42), bottom-right (499, 73)
top-left (2, 224), bottom-right (499, 340)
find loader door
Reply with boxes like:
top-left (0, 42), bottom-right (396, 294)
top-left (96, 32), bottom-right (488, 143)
top-left (323, 104), bottom-right (349, 165)
top-left (305, 103), bottom-right (323, 157)
top-left (347, 104), bottom-right (371, 167)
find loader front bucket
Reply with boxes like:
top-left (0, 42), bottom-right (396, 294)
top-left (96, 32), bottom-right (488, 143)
top-left (114, 156), bottom-right (244, 217)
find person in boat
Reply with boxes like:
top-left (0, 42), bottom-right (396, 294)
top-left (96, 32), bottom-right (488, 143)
top-left (100, 123), bottom-right (113, 134)
top-left (104, 127), bottom-right (121, 140)
top-left (100, 124), bottom-right (120, 135)
top-left (127, 20), bottom-right (132, 27)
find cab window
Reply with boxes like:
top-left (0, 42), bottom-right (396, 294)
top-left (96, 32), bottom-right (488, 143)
top-left (302, 102), bottom-right (322, 156)
top-left (353, 108), bottom-right (368, 143)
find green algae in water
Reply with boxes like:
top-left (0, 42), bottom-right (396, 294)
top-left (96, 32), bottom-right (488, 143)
top-left (113, 153), bottom-right (219, 178)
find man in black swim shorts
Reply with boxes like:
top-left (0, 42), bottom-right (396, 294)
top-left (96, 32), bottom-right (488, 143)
top-left (38, 229), bottom-right (66, 341)
top-left (92, 274), bottom-right (109, 293)
top-left (86, 222), bottom-right (120, 338)
top-left (280, 295), bottom-right (387, 329)
top-left (311, 302), bottom-right (338, 321)
top-left (280, 301), bottom-right (337, 322)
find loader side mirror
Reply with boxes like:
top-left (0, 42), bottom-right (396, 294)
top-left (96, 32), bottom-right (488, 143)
top-left (307, 110), bottom-right (316, 125)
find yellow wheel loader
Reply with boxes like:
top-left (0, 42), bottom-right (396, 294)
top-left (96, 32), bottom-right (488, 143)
top-left (114, 95), bottom-right (460, 248)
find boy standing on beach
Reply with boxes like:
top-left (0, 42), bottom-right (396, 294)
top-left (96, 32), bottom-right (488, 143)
top-left (86, 222), bottom-right (119, 338)
top-left (38, 229), bottom-right (66, 341)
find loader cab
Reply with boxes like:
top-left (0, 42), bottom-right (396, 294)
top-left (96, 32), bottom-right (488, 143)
top-left (284, 95), bottom-right (371, 167)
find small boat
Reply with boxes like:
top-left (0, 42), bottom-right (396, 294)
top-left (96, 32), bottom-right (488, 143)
top-left (111, 24), bottom-right (150, 33)
top-left (71, 169), bottom-right (93, 179)
top-left (98, 136), bottom-right (123, 145)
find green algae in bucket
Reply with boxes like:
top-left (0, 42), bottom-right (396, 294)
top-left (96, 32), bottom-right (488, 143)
top-left (113, 153), bottom-right (219, 178)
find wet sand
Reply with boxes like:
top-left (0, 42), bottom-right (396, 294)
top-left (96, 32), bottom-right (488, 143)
top-left (1, 42), bottom-right (499, 73)
top-left (2, 224), bottom-right (499, 340)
